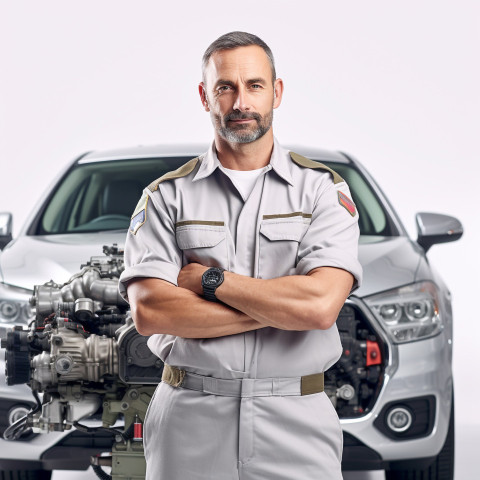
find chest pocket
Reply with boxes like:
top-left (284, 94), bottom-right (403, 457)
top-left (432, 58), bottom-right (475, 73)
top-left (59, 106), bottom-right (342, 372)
top-left (258, 217), bottom-right (310, 279)
top-left (175, 222), bottom-right (229, 269)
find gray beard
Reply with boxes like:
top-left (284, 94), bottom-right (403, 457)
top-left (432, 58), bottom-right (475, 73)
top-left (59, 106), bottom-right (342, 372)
top-left (215, 110), bottom-right (273, 144)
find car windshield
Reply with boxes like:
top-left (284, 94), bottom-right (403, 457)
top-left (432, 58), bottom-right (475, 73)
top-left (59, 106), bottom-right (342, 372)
top-left (324, 162), bottom-right (396, 236)
top-left (34, 157), bottom-right (395, 236)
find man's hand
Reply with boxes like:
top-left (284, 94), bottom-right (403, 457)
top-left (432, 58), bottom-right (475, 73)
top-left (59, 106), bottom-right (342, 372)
top-left (177, 263), bottom-right (209, 296)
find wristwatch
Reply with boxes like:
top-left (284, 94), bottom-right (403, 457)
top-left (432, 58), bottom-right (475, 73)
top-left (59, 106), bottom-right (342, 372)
top-left (201, 267), bottom-right (225, 302)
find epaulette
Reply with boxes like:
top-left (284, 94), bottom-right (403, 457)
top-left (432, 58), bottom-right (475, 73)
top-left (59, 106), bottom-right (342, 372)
top-left (289, 152), bottom-right (344, 185)
top-left (148, 157), bottom-right (200, 192)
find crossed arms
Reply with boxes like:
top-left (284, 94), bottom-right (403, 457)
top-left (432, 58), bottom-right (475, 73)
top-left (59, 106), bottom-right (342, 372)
top-left (127, 263), bottom-right (354, 339)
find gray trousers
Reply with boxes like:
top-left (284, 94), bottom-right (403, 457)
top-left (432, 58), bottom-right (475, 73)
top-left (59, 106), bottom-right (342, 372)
top-left (144, 381), bottom-right (343, 479)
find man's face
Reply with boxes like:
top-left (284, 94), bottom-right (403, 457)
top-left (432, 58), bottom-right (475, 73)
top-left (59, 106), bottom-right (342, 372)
top-left (200, 45), bottom-right (283, 144)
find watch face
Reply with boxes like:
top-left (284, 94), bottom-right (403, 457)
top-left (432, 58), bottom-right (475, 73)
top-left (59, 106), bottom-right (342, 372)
top-left (203, 270), bottom-right (221, 285)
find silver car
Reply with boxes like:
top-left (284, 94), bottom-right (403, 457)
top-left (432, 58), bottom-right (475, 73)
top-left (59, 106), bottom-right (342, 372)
top-left (0, 145), bottom-right (462, 480)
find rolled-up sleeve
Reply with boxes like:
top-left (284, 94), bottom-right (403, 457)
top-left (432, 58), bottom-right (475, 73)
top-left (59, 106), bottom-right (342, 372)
top-left (119, 188), bottom-right (181, 301)
top-left (295, 178), bottom-right (363, 291)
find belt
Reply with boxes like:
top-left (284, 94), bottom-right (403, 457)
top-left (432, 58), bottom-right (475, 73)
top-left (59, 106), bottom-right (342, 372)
top-left (161, 364), bottom-right (324, 397)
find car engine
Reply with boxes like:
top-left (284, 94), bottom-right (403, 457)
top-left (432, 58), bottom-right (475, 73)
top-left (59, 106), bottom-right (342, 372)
top-left (2, 245), bottom-right (162, 480)
top-left (325, 304), bottom-right (385, 418)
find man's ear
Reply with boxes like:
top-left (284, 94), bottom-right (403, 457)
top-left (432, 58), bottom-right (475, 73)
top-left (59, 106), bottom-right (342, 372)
top-left (198, 83), bottom-right (210, 112)
top-left (273, 78), bottom-right (284, 109)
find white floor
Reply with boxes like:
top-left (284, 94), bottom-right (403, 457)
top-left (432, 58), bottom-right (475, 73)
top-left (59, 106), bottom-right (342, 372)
top-left (54, 421), bottom-right (478, 479)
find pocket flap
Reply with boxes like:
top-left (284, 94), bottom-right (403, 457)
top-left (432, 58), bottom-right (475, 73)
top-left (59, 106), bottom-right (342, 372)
top-left (260, 220), bottom-right (308, 242)
top-left (176, 225), bottom-right (226, 249)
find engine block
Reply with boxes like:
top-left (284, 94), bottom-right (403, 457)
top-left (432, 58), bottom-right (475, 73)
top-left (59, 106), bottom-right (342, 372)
top-left (1, 245), bottom-right (162, 438)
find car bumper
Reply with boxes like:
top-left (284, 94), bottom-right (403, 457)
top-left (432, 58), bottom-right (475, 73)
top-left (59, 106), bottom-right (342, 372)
top-left (341, 331), bottom-right (453, 470)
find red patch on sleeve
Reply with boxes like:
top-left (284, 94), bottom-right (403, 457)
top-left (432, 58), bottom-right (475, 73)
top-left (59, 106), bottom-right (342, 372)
top-left (338, 191), bottom-right (356, 216)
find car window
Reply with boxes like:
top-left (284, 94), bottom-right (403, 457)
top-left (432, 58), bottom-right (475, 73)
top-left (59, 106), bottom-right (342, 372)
top-left (324, 162), bottom-right (396, 236)
top-left (35, 157), bottom-right (395, 236)
top-left (37, 158), bottom-right (190, 234)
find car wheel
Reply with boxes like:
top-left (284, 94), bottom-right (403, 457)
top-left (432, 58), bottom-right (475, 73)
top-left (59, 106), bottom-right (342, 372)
top-left (0, 471), bottom-right (52, 480)
top-left (385, 391), bottom-right (455, 480)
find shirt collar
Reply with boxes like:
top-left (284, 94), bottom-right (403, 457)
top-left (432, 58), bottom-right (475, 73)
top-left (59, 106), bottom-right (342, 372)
top-left (269, 137), bottom-right (294, 186)
top-left (192, 141), bottom-right (221, 182)
top-left (192, 137), bottom-right (294, 186)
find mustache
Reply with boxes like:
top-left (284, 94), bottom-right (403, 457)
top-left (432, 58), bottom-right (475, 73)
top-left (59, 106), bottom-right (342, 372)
top-left (224, 111), bottom-right (262, 122)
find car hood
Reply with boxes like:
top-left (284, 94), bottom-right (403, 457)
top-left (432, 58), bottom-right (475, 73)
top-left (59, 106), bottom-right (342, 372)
top-left (0, 232), bottom-right (127, 290)
top-left (355, 236), bottom-right (423, 297)
top-left (1, 233), bottom-right (422, 296)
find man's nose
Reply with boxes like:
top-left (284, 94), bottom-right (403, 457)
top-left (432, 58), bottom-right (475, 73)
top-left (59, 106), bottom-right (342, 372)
top-left (233, 87), bottom-right (249, 111)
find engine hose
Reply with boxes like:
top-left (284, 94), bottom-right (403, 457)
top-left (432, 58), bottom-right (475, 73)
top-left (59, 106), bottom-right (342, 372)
top-left (3, 416), bottom-right (28, 441)
top-left (3, 391), bottom-right (42, 441)
top-left (92, 464), bottom-right (112, 480)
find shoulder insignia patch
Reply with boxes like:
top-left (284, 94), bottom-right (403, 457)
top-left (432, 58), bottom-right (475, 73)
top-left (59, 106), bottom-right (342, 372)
top-left (148, 157), bottom-right (200, 192)
top-left (338, 191), bottom-right (356, 217)
top-left (129, 193), bottom-right (149, 235)
top-left (289, 152), bottom-right (344, 185)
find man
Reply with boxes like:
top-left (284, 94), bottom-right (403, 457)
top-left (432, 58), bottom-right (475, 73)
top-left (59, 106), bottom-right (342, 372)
top-left (119, 31), bottom-right (362, 480)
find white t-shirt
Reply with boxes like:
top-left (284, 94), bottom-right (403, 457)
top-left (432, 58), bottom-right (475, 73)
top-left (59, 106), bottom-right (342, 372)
top-left (219, 164), bottom-right (268, 200)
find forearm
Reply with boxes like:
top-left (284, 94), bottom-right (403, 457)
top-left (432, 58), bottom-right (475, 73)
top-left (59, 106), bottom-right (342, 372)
top-left (127, 278), bottom-right (263, 338)
top-left (215, 268), bottom-right (353, 331)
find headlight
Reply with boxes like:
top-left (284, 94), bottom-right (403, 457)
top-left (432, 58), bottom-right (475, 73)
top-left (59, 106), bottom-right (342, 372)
top-left (0, 282), bottom-right (34, 327)
top-left (364, 281), bottom-right (442, 343)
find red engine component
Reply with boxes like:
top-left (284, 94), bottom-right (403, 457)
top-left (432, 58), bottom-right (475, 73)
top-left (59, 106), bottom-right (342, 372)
top-left (366, 340), bottom-right (382, 366)
top-left (133, 415), bottom-right (143, 441)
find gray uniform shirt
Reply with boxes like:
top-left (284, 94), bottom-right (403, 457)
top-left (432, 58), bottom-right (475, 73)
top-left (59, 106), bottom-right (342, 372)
top-left (119, 139), bottom-right (362, 380)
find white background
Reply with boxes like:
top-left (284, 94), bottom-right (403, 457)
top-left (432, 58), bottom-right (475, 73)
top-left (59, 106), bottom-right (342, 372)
top-left (1, 1), bottom-right (479, 478)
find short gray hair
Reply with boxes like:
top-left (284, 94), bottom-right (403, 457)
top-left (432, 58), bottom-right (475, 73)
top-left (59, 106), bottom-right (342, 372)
top-left (202, 31), bottom-right (276, 84)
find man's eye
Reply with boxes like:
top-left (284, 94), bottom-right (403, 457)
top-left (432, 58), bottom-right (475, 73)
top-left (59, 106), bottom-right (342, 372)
top-left (218, 86), bottom-right (232, 92)
top-left (251, 84), bottom-right (262, 89)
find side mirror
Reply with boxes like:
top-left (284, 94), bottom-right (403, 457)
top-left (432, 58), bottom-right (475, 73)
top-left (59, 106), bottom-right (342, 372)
top-left (0, 212), bottom-right (13, 250)
top-left (416, 212), bottom-right (463, 252)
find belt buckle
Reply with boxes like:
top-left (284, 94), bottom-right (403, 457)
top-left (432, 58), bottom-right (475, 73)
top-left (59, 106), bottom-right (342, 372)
top-left (162, 364), bottom-right (186, 388)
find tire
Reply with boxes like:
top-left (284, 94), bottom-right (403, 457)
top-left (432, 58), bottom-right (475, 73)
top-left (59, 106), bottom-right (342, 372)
top-left (0, 471), bottom-right (52, 480)
top-left (385, 392), bottom-right (455, 480)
